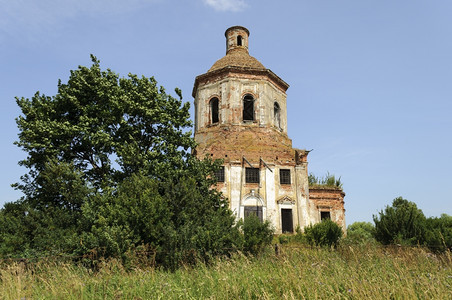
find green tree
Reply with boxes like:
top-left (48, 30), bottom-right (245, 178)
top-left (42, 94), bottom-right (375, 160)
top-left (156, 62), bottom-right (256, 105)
top-left (14, 55), bottom-right (194, 197)
top-left (373, 197), bottom-right (426, 245)
top-left (424, 214), bottom-right (452, 252)
top-left (343, 222), bottom-right (376, 245)
top-left (2, 56), bottom-right (243, 267)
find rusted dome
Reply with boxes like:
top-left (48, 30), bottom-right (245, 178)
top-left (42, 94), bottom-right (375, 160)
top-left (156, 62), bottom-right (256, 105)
top-left (208, 48), bottom-right (266, 72)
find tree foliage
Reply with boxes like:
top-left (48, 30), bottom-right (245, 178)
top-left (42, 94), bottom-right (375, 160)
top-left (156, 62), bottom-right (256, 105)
top-left (373, 197), bottom-right (452, 252)
top-left (0, 56), bottom-right (248, 268)
top-left (14, 55), bottom-right (194, 195)
top-left (304, 219), bottom-right (343, 247)
top-left (373, 197), bottom-right (426, 245)
top-left (239, 215), bottom-right (274, 256)
top-left (343, 222), bottom-right (376, 245)
top-left (424, 214), bottom-right (452, 252)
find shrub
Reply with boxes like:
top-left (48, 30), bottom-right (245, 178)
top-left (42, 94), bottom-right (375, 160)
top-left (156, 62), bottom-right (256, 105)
top-left (308, 172), bottom-right (342, 189)
top-left (239, 215), bottom-right (274, 256)
top-left (278, 235), bottom-right (289, 245)
top-left (424, 214), bottom-right (452, 252)
top-left (342, 222), bottom-right (376, 245)
top-left (76, 172), bottom-right (242, 269)
top-left (304, 219), bottom-right (343, 247)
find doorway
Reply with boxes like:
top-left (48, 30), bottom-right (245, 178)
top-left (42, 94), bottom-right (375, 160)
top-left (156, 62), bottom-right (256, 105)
top-left (281, 209), bottom-right (293, 233)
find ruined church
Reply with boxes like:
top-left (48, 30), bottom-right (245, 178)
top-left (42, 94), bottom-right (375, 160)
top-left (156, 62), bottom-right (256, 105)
top-left (192, 26), bottom-right (345, 234)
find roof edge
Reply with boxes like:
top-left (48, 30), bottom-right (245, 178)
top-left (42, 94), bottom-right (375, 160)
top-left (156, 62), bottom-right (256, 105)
top-left (192, 66), bottom-right (289, 97)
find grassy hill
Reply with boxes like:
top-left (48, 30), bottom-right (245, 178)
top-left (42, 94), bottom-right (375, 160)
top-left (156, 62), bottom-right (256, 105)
top-left (1, 244), bottom-right (451, 299)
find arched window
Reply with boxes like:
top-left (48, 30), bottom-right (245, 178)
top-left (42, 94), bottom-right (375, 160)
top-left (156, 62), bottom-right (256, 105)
top-left (210, 97), bottom-right (219, 124)
top-left (274, 102), bottom-right (281, 128)
top-left (243, 94), bottom-right (254, 121)
top-left (237, 35), bottom-right (243, 46)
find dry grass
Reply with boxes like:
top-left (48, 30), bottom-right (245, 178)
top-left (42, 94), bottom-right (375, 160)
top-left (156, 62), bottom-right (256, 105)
top-left (1, 245), bottom-right (451, 299)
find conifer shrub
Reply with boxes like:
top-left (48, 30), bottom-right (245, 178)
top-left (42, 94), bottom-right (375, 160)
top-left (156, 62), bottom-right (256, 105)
top-left (373, 197), bottom-right (426, 246)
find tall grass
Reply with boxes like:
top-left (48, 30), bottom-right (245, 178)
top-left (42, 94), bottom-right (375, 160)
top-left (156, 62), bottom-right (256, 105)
top-left (1, 245), bottom-right (451, 299)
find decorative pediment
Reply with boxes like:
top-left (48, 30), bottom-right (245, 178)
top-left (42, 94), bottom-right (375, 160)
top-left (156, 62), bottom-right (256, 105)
top-left (242, 189), bottom-right (265, 206)
top-left (277, 196), bottom-right (295, 205)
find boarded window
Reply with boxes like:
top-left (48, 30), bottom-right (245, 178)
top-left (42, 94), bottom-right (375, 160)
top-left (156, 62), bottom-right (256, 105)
top-left (321, 211), bottom-right (331, 220)
top-left (245, 167), bottom-right (259, 183)
top-left (214, 166), bottom-right (225, 182)
top-left (243, 94), bottom-right (254, 121)
top-left (280, 169), bottom-right (291, 184)
top-left (244, 206), bottom-right (263, 222)
top-left (210, 97), bottom-right (219, 124)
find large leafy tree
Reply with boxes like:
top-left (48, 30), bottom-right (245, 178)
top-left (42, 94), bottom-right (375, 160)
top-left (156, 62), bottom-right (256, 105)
top-left (1, 56), bottom-right (241, 266)
top-left (15, 55), bottom-right (194, 196)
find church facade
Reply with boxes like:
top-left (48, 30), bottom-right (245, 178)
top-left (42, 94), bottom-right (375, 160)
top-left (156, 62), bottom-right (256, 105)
top-left (192, 26), bottom-right (345, 233)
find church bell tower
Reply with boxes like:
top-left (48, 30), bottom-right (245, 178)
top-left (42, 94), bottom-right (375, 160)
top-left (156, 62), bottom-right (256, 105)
top-left (192, 26), bottom-right (345, 233)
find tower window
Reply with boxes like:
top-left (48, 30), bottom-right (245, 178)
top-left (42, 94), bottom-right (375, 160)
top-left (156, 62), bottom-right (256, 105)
top-left (245, 167), bottom-right (259, 183)
top-left (214, 166), bottom-right (225, 182)
top-left (237, 35), bottom-right (243, 46)
top-left (274, 102), bottom-right (281, 128)
top-left (243, 94), bottom-right (254, 121)
top-left (280, 169), bottom-right (291, 184)
top-left (321, 211), bottom-right (331, 220)
top-left (210, 97), bottom-right (219, 124)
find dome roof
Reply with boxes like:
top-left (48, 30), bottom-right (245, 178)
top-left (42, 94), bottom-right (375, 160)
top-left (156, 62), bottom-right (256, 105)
top-left (208, 48), bottom-right (266, 73)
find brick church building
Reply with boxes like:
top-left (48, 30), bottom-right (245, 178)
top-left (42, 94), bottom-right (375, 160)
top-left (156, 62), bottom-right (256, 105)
top-left (192, 26), bottom-right (345, 233)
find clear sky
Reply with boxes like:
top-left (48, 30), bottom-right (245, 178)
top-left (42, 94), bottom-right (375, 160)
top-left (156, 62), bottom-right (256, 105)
top-left (1, 0), bottom-right (451, 225)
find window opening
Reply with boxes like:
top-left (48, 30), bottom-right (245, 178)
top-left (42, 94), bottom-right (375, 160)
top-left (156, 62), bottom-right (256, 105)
top-left (244, 206), bottom-right (263, 222)
top-left (321, 211), bottom-right (331, 220)
top-left (280, 169), bottom-right (291, 185)
top-left (274, 102), bottom-right (281, 128)
top-left (237, 35), bottom-right (243, 46)
top-left (243, 94), bottom-right (254, 121)
top-left (245, 167), bottom-right (259, 183)
top-left (214, 166), bottom-right (225, 182)
top-left (210, 97), bottom-right (219, 124)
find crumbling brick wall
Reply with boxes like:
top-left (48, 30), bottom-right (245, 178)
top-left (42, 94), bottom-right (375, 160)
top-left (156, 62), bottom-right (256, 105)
top-left (309, 187), bottom-right (346, 232)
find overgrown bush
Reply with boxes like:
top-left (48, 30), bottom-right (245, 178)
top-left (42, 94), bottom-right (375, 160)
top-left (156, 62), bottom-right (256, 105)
top-left (304, 219), bottom-right (343, 247)
top-left (239, 215), bottom-right (274, 256)
top-left (342, 222), bottom-right (376, 245)
top-left (308, 172), bottom-right (342, 189)
top-left (74, 171), bottom-right (243, 270)
top-left (424, 214), bottom-right (452, 252)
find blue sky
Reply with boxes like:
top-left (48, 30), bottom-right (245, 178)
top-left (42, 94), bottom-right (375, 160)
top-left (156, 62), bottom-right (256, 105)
top-left (1, 0), bottom-right (451, 225)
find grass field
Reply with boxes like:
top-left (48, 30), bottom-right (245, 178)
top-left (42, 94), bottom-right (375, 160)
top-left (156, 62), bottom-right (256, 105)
top-left (1, 245), bottom-right (451, 299)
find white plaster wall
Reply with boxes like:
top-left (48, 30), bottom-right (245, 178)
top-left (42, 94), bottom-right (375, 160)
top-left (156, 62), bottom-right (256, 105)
top-left (265, 166), bottom-right (278, 230)
top-left (295, 164), bottom-right (312, 229)
top-left (229, 164), bottom-right (242, 218)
